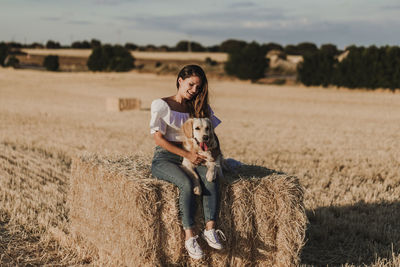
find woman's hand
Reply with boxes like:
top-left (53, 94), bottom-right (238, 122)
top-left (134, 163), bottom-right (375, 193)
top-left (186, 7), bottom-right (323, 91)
top-left (186, 150), bottom-right (206, 165)
top-left (154, 132), bottom-right (206, 164)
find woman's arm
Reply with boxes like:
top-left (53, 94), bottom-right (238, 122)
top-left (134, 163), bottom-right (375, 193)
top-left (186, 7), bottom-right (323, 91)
top-left (153, 131), bottom-right (205, 164)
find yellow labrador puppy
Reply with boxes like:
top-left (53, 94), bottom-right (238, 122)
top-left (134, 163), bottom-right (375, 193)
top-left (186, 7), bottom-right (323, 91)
top-left (181, 118), bottom-right (225, 195)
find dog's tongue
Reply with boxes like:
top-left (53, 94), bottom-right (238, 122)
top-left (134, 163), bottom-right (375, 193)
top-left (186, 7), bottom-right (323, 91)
top-left (200, 142), bottom-right (208, 151)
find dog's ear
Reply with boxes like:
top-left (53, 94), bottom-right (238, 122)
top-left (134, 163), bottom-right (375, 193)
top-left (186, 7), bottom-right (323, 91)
top-left (182, 118), bottom-right (193, 138)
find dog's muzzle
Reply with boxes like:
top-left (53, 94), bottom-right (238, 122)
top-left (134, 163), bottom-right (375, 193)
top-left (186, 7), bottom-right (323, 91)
top-left (195, 137), bottom-right (209, 151)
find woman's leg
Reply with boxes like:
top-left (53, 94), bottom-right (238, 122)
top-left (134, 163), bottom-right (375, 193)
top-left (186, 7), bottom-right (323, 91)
top-left (195, 165), bottom-right (219, 227)
top-left (151, 155), bottom-right (196, 232)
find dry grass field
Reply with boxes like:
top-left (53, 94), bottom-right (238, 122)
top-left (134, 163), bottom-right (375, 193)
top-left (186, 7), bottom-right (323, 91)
top-left (21, 49), bottom-right (228, 62)
top-left (1, 67), bottom-right (400, 266)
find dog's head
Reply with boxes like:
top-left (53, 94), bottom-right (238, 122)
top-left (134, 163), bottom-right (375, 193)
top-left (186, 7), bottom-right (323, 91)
top-left (182, 118), bottom-right (214, 151)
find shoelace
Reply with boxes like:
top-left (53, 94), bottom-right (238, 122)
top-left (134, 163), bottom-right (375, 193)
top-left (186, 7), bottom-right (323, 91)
top-left (214, 229), bottom-right (227, 242)
top-left (190, 235), bottom-right (201, 252)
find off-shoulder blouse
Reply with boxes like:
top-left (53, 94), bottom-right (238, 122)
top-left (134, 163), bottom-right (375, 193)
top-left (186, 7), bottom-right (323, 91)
top-left (149, 98), bottom-right (221, 142)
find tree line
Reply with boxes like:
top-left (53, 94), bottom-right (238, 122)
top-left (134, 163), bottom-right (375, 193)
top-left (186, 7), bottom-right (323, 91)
top-left (297, 45), bottom-right (400, 90)
top-left (2, 38), bottom-right (324, 55)
top-left (2, 39), bottom-right (400, 90)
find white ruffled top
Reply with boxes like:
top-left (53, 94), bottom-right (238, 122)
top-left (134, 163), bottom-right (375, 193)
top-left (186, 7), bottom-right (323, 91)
top-left (150, 98), bottom-right (221, 142)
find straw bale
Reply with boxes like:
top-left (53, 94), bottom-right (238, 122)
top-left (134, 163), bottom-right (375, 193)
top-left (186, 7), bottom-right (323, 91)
top-left (106, 97), bottom-right (141, 111)
top-left (68, 154), bottom-right (306, 266)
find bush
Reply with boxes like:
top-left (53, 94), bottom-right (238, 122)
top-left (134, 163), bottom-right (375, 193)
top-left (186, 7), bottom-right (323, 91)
top-left (0, 42), bottom-right (9, 66)
top-left (87, 44), bottom-right (134, 72)
top-left (43, 55), bottom-right (59, 71)
top-left (205, 57), bottom-right (217, 66)
top-left (225, 42), bottom-right (269, 81)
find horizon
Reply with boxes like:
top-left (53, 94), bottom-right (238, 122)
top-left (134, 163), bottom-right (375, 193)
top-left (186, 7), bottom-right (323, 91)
top-left (1, 0), bottom-right (400, 49)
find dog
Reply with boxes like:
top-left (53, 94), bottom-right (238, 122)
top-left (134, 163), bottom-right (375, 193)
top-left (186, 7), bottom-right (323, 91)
top-left (181, 118), bottom-right (227, 195)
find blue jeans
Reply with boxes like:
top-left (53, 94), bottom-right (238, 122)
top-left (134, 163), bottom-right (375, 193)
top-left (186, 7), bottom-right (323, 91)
top-left (151, 146), bottom-right (219, 229)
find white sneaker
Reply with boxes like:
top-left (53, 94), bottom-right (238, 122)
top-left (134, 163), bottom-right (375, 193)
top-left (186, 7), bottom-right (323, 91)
top-left (202, 229), bottom-right (226, 250)
top-left (185, 235), bottom-right (204, 260)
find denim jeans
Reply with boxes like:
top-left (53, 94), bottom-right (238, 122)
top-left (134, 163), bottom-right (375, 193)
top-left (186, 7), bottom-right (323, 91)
top-left (151, 146), bottom-right (219, 229)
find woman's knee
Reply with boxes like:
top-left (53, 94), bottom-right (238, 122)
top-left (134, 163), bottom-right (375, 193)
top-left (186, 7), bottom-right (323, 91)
top-left (178, 178), bottom-right (193, 194)
top-left (200, 179), bottom-right (218, 197)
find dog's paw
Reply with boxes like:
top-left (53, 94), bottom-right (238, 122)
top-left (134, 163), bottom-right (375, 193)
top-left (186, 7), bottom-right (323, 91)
top-left (193, 185), bottom-right (202, 195)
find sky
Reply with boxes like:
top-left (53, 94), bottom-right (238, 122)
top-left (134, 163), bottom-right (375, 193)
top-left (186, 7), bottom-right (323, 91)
top-left (1, 0), bottom-right (400, 49)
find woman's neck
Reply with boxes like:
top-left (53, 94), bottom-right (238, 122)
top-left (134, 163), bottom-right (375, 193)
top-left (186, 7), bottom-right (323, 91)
top-left (172, 94), bottom-right (186, 104)
top-left (162, 95), bottom-right (189, 113)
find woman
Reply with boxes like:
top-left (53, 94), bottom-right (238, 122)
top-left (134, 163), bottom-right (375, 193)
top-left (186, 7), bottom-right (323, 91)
top-left (150, 65), bottom-right (225, 260)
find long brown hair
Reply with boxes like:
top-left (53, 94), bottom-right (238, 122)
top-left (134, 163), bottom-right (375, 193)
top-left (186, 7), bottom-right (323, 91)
top-left (176, 65), bottom-right (210, 118)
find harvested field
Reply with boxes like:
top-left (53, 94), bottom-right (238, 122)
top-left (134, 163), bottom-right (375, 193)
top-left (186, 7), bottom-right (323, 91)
top-left (17, 49), bottom-right (228, 77)
top-left (1, 67), bottom-right (400, 266)
top-left (21, 49), bottom-right (228, 62)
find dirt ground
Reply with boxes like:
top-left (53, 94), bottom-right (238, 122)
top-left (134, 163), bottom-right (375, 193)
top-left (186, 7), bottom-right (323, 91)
top-left (1, 68), bottom-right (400, 266)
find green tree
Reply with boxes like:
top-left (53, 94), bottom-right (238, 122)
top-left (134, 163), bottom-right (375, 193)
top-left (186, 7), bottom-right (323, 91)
top-left (219, 39), bottom-right (247, 53)
top-left (43, 55), bottom-right (59, 71)
top-left (87, 44), bottom-right (134, 72)
top-left (261, 42), bottom-right (283, 54)
top-left (46, 40), bottom-right (61, 49)
top-left (125, 42), bottom-right (138, 50)
top-left (71, 41), bottom-right (91, 49)
top-left (225, 42), bottom-right (269, 81)
top-left (320, 44), bottom-right (339, 55)
top-left (297, 42), bottom-right (318, 55)
top-left (90, 39), bottom-right (101, 48)
top-left (175, 41), bottom-right (205, 52)
top-left (284, 44), bottom-right (299, 55)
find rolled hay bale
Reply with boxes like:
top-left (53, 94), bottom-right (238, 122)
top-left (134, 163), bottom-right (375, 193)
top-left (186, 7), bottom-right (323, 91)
top-left (68, 155), bottom-right (306, 266)
top-left (106, 97), bottom-right (141, 111)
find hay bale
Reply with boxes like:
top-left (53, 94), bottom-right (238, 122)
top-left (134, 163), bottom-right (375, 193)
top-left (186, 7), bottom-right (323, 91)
top-left (106, 97), bottom-right (141, 111)
top-left (68, 154), bottom-right (306, 266)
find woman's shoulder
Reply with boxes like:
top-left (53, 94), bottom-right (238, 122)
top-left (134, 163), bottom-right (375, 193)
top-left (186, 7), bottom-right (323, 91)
top-left (151, 98), bottom-right (169, 112)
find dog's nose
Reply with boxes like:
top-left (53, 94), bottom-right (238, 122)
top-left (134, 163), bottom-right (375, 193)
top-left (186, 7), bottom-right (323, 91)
top-left (203, 135), bottom-right (209, 141)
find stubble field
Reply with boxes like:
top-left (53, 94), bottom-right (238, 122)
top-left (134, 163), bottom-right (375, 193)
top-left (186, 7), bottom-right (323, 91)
top-left (0, 68), bottom-right (399, 266)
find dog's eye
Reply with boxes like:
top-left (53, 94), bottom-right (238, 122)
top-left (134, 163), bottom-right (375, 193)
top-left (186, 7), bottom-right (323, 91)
top-left (205, 127), bottom-right (209, 131)
top-left (195, 127), bottom-right (200, 130)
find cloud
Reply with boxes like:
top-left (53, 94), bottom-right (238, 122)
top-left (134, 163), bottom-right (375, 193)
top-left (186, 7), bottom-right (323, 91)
top-left (41, 16), bottom-right (62, 22)
top-left (117, 6), bottom-right (289, 32)
top-left (106, 2), bottom-right (400, 47)
top-left (92, 0), bottom-right (134, 5)
top-left (118, 9), bottom-right (400, 47)
top-left (229, 1), bottom-right (257, 8)
top-left (380, 4), bottom-right (400, 10)
top-left (67, 20), bottom-right (92, 25)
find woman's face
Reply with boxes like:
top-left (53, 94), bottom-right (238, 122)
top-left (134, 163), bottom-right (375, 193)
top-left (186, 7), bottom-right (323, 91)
top-left (177, 75), bottom-right (202, 100)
